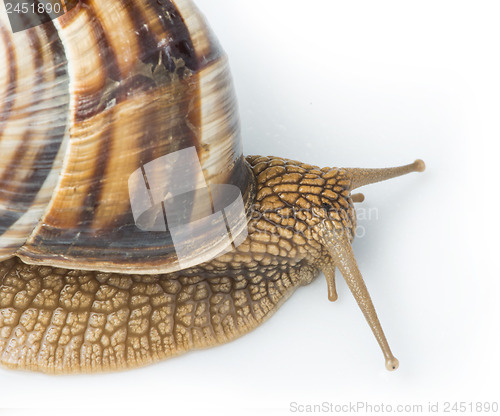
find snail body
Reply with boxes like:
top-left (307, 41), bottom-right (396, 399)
top-left (0, 0), bottom-right (424, 373)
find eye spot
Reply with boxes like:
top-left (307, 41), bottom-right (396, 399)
top-left (322, 202), bottom-right (333, 211)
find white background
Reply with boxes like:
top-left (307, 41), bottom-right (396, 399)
top-left (1, 0), bottom-right (499, 415)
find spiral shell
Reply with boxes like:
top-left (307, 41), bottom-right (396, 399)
top-left (0, 0), bottom-right (253, 273)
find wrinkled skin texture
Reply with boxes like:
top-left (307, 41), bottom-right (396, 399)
top-left (0, 156), bottom-right (355, 373)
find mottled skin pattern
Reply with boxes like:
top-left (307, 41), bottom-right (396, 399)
top-left (0, 156), bottom-right (356, 373)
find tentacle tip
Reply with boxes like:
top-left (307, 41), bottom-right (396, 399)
top-left (328, 293), bottom-right (338, 302)
top-left (413, 159), bottom-right (426, 172)
top-left (351, 193), bottom-right (365, 203)
top-left (385, 357), bottom-right (399, 371)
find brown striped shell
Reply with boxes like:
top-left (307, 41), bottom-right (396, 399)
top-left (0, 0), bottom-right (253, 274)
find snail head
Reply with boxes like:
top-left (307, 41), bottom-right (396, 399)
top-left (249, 156), bottom-right (425, 254)
top-left (247, 156), bottom-right (425, 371)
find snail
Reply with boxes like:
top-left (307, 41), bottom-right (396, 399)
top-left (0, 0), bottom-right (425, 374)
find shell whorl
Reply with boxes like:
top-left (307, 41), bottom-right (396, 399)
top-left (0, 7), bottom-right (70, 262)
top-left (0, 0), bottom-right (253, 273)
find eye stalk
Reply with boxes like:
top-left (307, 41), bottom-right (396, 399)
top-left (347, 159), bottom-right (426, 191)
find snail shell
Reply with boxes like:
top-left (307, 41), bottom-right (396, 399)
top-left (0, 0), bottom-right (425, 373)
top-left (0, 0), bottom-right (253, 273)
